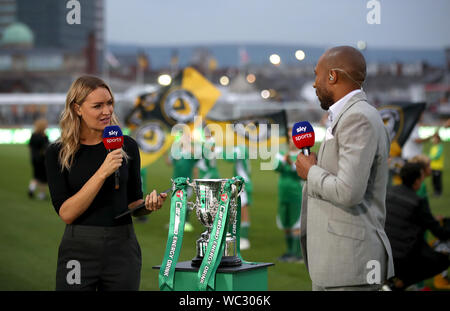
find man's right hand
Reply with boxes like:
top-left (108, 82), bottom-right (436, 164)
top-left (295, 152), bottom-right (317, 180)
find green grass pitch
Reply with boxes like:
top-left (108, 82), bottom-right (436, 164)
top-left (0, 142), bottom-right (448, 290)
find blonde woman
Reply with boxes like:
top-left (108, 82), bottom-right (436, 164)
top-left (28, 118), bottom-right (49, 200)
top-left (45, 75), bottom-right (167, 291)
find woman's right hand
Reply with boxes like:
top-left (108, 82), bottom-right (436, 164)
top-left (98, 149), bottom-right (123, 179)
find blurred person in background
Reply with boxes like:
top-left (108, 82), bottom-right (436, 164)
top-left (384, 162), bottom-right (450, 290)
top-left (28, 118), bottom-right (49, 200)
top-left (45, 75), bottom-right (166, 291)
top-left (429, 132), bottom-right (444, 197)
top-left (193, 128), bottom-right (220, 180)
top-left (409, 155), bottom-right (432, 201)
top-left (407, 155), bottom-right (432, 290)
top-left (165, 129), bottom-right (198, 232)
top-left (225, 144), bottom-right (253, 250)
top-left (401, 113), bottom-right (432, 161)
top-left (273, 129), bottom-right (304, 263)
top-left (408, 155), bottom-right (450, 289)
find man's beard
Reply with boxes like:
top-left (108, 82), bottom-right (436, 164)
top-left (317, 88), bottom-right (334, 111)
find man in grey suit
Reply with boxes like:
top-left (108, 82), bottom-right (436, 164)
top-left (295, 46), bottom-right (394, 291)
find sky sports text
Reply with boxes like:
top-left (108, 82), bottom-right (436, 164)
top-left (104, 137), bottom-right (122, 144)
top-left (170, 117), bottom-right (280, 170)
top-left (294, 133), bottom-right (313, 141)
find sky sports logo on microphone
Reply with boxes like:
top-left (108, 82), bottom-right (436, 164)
top-left (105, 137), bottom-right (123, 144)
top-left (292, 121), bottom-right (315, 150)
top-left (103, 125), bottom-right (124, 150)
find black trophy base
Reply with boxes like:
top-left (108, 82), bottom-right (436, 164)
top-left (191, 255), bottom-right (242, 267)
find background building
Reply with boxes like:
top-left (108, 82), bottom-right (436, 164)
top-left (0, 0), bottom-right (105, 93)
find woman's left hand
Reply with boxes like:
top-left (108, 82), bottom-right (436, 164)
top-left (144, 190), bottom-right (167, 212)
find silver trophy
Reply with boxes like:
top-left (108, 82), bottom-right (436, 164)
top-left (188, 178), bottom-right (243, 267)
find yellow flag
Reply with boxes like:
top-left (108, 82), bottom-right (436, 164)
top-left (131, 67), bottom-right (221, 167)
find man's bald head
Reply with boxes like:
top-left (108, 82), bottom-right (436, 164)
top-left (314, 46), bottom-right (367, 110)
top-left (322, 46), bottom-right (367, 87)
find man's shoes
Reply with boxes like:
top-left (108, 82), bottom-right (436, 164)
top-left (240, 238), bottom-right (250, 250)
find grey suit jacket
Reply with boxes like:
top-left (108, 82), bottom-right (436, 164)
top-left (300, 91), bottom-right (395, 287)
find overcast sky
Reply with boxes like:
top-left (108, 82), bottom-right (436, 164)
top-left (105, 0), bottom-right (450, 49)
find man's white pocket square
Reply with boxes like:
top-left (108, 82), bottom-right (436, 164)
top-left (325, 127), bottom-right (334, 141)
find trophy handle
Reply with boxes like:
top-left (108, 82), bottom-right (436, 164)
top-left (238, 183), bottom-right (244, 196)
top-left (231, 184), bottom-right (237, 197)
top-left (187, 177), bottom-right (195, 188)
top-left (231, 181), bottom-right (244, 197)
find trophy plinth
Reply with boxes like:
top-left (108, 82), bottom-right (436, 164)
top-left (189, 179), bottom-right (242, 267)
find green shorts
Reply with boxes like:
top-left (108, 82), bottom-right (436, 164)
top-left (276, 200), bottom-right (301, 230)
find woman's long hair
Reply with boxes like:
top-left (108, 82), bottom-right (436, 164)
top-left (58, 75), bottom-right (124, 171)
